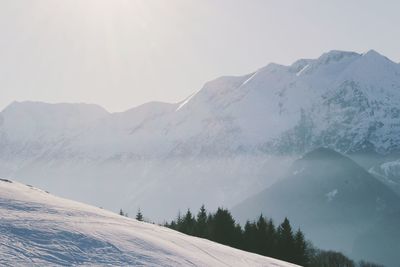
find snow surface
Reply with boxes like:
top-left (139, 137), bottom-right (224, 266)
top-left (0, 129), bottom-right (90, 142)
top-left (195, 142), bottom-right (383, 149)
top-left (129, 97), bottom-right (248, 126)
top-left (0, 179), bottom-right (298, 267)
top-left (380, 160), bottom-right (400, 180)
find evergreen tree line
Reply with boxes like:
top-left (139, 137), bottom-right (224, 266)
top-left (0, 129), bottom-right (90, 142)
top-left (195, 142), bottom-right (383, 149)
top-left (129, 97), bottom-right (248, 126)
top-left (118, 206), bottom-right (383, 267)
top-left (119, 208), bottom-right (144, 221)
top-left (160, 205), bottom-right (384, 267)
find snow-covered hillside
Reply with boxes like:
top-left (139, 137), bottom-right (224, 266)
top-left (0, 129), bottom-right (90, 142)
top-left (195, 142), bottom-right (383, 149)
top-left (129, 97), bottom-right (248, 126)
top-left (0, 179), bottom-right (297, 267)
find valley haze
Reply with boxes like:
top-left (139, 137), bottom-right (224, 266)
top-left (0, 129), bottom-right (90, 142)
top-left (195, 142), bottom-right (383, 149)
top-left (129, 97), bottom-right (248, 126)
top-left (1, 49), bottom-right (400, 266)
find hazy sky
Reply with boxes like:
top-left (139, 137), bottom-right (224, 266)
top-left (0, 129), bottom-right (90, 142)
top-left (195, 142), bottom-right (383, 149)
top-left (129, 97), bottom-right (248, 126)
top-left (1, 0), bottom-right (399, 112)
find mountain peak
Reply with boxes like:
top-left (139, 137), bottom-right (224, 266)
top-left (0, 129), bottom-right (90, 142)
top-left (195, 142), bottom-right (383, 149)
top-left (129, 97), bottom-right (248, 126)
top-left (363, 49), bottom-right (381, 57)
top-left (360, 49), bottom-right (394, 64)
top-left (1, 101), bottom-right (109, 116)
top-left (257, 62), bottom-right (287, 74)
top-left (301, 147), bottom-right (345, 161)
top-left (316, 50), bottom-right (360, 65)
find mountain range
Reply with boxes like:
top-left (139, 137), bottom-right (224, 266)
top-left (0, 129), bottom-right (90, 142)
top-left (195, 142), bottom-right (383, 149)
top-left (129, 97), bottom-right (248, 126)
top-left (1, 49), bottom-right (400, 239)
top-left (2, 50), bottom-right (400, 159)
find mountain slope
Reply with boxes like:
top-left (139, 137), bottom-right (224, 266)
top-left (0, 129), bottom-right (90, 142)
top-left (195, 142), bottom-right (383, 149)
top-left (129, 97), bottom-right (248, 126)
top-left (369, 159), bottom-right (400, 196)
top-left (2, 50), bottom-right (400, 160)
top-left (0, 179), bottom-right (297, 267)
top-left (232, 148), bottom-right (400, 266)
top-left (2, 49), bottom-right (400, 220)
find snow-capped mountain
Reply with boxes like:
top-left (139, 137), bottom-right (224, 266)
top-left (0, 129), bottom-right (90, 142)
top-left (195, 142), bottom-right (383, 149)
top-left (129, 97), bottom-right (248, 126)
top-left (81, 49), bottom-right (400, 156)
top-left (1, 50), bottom-right (400, 157)
top-left (1, 49), bottom-right (400, 220)
top-left (0, 179), bottom-right (297, 267)
top-left (2, 50), bottom-right (400, 160)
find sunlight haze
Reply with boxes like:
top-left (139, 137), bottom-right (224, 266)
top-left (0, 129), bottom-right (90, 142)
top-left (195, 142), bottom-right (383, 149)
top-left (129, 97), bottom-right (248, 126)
top-left (1, 0), bottom-right (399, 112)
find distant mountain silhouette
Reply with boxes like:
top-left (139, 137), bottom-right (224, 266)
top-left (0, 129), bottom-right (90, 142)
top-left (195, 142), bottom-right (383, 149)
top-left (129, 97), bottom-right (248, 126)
top-left (233, 147), bottom-right (400, 266)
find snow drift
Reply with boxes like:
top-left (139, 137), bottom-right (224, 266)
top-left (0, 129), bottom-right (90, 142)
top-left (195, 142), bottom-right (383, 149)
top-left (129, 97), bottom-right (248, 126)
top-left (0, 179), bottom-right (297, 267)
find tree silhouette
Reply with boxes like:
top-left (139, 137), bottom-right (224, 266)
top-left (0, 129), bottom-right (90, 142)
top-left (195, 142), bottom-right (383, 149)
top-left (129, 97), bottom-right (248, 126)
top-left (180, 209), bottom-right (196, 235)
top-left (293, 229), bottom-right (309, 265)
top-left (136, 208), bottom-right (143, 221)
top-left (243, 220), bottom-right (258, 253)
top-left (119, 209), bottom-right (125, 216)
top-left (276, 217), bottom-right (295, 262)
top-left (164, 206), bottom-right (378, 267)
top-left (309, 250), bottom-right (355, 267)
top-left (209, 208), bottom-right (242, 248)
top-left (195, 205), bottom-right (208, 238)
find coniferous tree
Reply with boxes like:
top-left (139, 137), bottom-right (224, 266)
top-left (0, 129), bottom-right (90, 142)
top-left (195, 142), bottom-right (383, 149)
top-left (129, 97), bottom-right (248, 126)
top-left (180, 209), bottom-right (196, 235)
top-left (136, 208), bottom-right (144, 221)
top-left (166, 220), bottom-right (177, 230)
top-left (209, 208), bottom-right (241, 248)
top-left (243, 221), bottom-right (258, 253)
top-left (206, 213), bottom-right (214, 239)
top-left (176, 211), bottom-right (182, 229)
top-left (164, 207), bottom-right (377, 267)
top-left (276, 217), bottom-right (295, 262)
top-left (309, 250), bottom-right (355, 267)
top-left (255, 215), bottom-right (269, 255)
top-left (265, 218), bottom-right (277, 257)
top-left (233, 223), bottom-right (243, 249)
top-left (358, 260), bottom-right (384, 267)
top-left (119, 209), bottom-right (125, 216)
top-left (293, 229), bottom-right (309, 266)
top-left (195, 205), bottom-right (208, 238)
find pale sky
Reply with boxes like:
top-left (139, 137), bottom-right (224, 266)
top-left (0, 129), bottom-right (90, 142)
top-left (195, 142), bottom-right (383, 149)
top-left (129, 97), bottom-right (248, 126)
top-left (1, 0), bottom-right (399, 112)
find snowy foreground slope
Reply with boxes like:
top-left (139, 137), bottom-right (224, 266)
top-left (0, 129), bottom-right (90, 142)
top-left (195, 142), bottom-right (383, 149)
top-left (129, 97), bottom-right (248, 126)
top-left (0, 179), bottom-right (297, 267)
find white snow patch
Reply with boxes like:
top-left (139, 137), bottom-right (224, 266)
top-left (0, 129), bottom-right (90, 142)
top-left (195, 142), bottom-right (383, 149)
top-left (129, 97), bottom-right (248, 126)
top-left (240, 71), bottom-right (258, 87)
top-left (380, 161), bottom-right (400, 176)
top-left (292, 167), bottom-right (305, 175)
top-left (296, 64), bottom-right (310, 76)
top-left (176, 90), bottom-right (199, 111)
top-left (0, 179), bottom-right (299, 267)
top-left (326, 189), bottom-right (338, 202)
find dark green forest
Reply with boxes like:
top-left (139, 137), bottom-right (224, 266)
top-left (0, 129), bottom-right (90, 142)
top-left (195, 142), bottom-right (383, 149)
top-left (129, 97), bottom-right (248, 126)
top-left (158, 206), bottom-right (384, 267)
top-left (120, 206), bottom-right (384, 267)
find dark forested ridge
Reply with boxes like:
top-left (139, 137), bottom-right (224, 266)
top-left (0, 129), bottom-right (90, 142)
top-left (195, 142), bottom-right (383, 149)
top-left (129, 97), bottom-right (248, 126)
top-left (232, 148), bottom-right (400, 267)
top-left (159, 206), bottom-right (385, 267)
